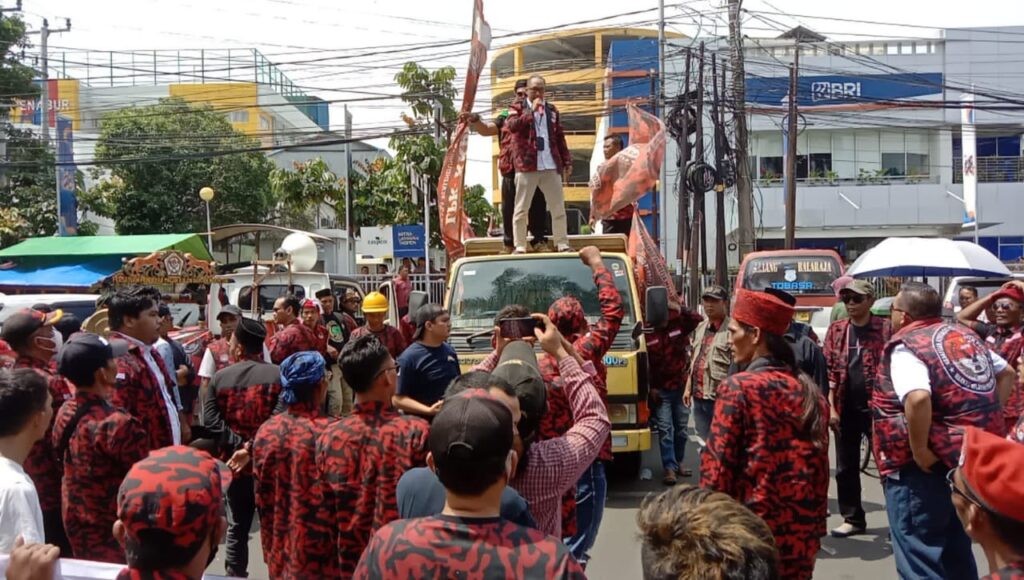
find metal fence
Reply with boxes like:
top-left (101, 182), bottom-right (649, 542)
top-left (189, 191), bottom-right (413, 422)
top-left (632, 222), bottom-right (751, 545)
top-left (355, 274), bottom-right (448, 305)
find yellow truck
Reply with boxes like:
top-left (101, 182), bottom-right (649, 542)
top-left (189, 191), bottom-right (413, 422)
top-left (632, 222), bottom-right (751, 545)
top-left (444, 235), bottom-right (653, 475)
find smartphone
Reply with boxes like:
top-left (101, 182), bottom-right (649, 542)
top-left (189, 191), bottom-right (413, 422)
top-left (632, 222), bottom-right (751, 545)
top-left (499, 317), bottom-right (539, 340)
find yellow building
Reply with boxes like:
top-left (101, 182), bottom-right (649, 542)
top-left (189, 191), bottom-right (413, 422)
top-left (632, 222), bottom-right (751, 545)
top-left (488, 27), bottom-right (668, 218)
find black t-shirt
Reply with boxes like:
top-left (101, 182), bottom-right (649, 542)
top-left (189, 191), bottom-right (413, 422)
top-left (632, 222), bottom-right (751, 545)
top-left (322, 311), bottom-right (349, 363)
top-left (396, 467), bottom-right (536, 529)
top-left (846, 323), bottom-right (870, 409)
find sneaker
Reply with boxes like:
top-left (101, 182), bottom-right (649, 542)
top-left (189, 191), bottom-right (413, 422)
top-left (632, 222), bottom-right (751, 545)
top-left (662, 469), bottom-right (678, 486)
top-left (557, 244), bottom-right (574, 253)
top-left (830, 523), bottom-right (866, 538)
top-left (677, 467), bottom-right (693, 478)
top-left (513, 247), bottom-right (527, 255)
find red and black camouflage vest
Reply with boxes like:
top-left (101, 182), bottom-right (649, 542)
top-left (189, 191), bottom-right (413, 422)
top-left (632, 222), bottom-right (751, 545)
top-left (872, 320), bottom-right (1004, 476)
top-left (207, 338), bottom-right (233, 374)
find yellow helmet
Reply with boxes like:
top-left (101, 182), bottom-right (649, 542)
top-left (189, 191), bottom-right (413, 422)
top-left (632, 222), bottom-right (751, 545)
top-left (362, 291), bottom-right (388, 313)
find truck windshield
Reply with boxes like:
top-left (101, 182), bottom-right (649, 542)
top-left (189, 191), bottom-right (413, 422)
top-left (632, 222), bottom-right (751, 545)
top-left (448, 257), bottom-right (636, 330)
top-left (742, 255), bottom-right (842, 296)
top-left (238, 285), bottom-right (306, 312)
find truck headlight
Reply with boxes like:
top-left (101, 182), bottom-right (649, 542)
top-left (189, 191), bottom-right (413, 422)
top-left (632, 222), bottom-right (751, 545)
top-left (607, 403), bottom-right (637, 425)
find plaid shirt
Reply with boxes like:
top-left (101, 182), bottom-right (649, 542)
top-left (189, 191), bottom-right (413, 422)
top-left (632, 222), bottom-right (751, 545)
top-left (473, 351), bottom-right (610, 538)
top-left (16, 356), bottom-right (73, 513)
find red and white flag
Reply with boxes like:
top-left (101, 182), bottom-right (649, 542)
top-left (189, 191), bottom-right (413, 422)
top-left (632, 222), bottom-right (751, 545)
top-left (628, 211), bottom-right (681, 308)
top-left (437, 0), bottom-right (491, 262)
top-left (589, 104), bottom-right (667, 220)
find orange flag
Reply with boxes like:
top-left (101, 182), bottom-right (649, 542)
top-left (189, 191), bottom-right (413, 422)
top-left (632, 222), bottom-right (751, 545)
top-left (589, 104), bottom-right (667, 220)
top-left (437, 0), bottom-right (490, 262)
top-left (628, 211), bottom-right (681, 309)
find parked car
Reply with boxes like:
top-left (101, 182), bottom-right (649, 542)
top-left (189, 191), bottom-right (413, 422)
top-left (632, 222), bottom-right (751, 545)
top-left (0, 294), bottom-right (100, 332)
top-left (942, 274), bottom-right (1024, 319)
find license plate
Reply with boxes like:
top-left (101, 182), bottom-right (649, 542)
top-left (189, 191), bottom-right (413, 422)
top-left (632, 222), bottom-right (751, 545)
top-left (612, 435), bottom-right (628, 449)
top-left (794, 311), bottom-right (811, 323)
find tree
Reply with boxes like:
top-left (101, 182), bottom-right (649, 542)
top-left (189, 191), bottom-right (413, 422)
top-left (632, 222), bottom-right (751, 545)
top-left (0, 14), bottom-right (37, 107)
top-left (83, 98), bottom-right (276, 234)
top-left (269, 158), bottom-right (344, 230)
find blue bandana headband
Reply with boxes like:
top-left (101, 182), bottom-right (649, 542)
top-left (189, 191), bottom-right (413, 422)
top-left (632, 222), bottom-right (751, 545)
top-left (279, 351), bottom-right (326, 405)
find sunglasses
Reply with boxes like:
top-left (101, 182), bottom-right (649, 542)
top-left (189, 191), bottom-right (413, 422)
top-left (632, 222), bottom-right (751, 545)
top-left (992, 301), bottom-right (1018, 312)
top-left (841, 293), bottom-right (867, 305)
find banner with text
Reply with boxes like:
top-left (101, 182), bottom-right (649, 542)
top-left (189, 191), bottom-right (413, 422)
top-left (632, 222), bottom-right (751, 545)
top-left (392, 224), bottom-right (425, 258)
top-left (589, 104), bottom-right (666, 220)
top-left (961, 93), bottom-right (978, 229)
top-left (437, 0), bottom-right (490, 261)
top-left (628, 212), bottom-right (681, 309)
top-left (57, 115), bottom-right (78, 235)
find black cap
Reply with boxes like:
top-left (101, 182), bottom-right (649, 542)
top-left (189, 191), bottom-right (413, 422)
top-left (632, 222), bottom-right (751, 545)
top-left (1, 308), bottom-right (63, 348)
top-left (412, 304), bottom-right (446, 341)
top-left (429, 391), bottom-right (513, 471)
top-left (217, 305), bottom-right (243, 321)
top-left (314, 288), bottom-right (332, 299)
top-left (157, 304), bottom-right (171, 317)
top-left (701, 285), bottom-right (729, 301)
top-left (235, 317), bottom-right (267, 342)
top-left (514, 78), bottom-right (528, 90)
top-left (491, 341), bottom-right (546, 438)
top-left (764, 287), bottom-right (797, 307)
top-left (57, 332), bottom-right (130, 379)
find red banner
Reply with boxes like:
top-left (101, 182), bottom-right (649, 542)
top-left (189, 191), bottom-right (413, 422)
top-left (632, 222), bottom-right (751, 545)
top-left (437, 0), bottom-right (491, 262)
top-left (628, 211), bottom-right (681, 309)
top-left (589, 104), bottom-right (667, 220)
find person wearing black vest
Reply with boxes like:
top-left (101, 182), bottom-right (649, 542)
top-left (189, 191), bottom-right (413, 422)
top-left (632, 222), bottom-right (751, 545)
top-left (317, 288), bottom-right (352, 417)
top-left (874, 282), bottom-right (1014, 579)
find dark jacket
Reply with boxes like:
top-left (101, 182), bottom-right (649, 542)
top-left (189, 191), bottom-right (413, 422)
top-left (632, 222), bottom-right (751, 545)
top-left (505, 99), bottom-right (573, 174)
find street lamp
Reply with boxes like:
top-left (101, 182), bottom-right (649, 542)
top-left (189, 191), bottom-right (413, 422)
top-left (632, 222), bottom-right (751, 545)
top-left (199, 187), bottom-right (215, 255)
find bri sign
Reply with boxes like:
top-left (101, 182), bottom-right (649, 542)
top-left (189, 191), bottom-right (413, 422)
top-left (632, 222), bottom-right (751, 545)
top-left (746, 72), bottom-right (944, 107)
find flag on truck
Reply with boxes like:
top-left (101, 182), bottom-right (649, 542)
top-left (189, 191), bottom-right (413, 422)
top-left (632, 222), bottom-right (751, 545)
top-left (437, 0), bottom-right (490, 262)
top-left (628, 212), bottom-right (681, 308)
top-left (589, 103), bottom-right (667, 220)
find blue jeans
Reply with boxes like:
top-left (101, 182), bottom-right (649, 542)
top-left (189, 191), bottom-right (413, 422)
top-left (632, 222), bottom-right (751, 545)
top-left (692, 397), bottom-right (716, 443)
top-left (564, 460), bottom-right (607, 565)
top-left (653, 389), bottom-right (690, 471)
top-left (883, 465), bottom-right (977, 580)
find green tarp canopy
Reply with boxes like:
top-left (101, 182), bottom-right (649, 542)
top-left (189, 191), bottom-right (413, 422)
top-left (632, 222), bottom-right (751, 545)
top-left (0, 234), bottom-right (212, 262)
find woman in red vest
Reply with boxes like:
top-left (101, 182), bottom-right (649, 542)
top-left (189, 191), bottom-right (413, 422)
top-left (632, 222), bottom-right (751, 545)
top-left (701, 289), bottom-right (830, 580)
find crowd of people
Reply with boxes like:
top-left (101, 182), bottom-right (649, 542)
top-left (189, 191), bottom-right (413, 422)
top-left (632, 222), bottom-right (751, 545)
top-left (3, 75), bottom-right (1024, 579)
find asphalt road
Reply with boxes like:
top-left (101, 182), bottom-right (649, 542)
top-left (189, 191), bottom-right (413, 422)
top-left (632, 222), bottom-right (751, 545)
top-left (208, 429), bottom-right (990, 579)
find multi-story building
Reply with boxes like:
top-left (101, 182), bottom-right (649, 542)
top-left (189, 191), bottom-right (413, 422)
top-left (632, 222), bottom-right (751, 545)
top-left (488, 27), bottom-right (669, 230)
top-left (663, 26), bottom-right (1024, 268)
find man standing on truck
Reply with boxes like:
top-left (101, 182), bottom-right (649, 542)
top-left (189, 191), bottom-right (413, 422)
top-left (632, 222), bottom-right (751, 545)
top-left (958, 281), bottom-right (1024, 431)
top-left (462, 78), bottom-right (549, 253)
top-left (351, 291), bottom-right (408, 360)
top-left (505, 75), bottom-right (573, 254)
top-left (823, 280), bottom-right (890, 539)
top-left (588, 134), bottom-right (634, 236)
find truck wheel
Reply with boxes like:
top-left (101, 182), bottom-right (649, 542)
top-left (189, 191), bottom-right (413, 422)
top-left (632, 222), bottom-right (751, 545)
top-left (608, 451), bottom-right (642, 482)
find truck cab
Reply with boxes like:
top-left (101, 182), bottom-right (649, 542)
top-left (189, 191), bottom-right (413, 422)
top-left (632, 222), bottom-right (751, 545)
top-left (444, 235), bottom-right (652, 473)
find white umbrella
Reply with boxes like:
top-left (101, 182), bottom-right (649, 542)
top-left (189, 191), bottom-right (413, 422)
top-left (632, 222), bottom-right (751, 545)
top-left (846, 237), bottom-right (1010, 278)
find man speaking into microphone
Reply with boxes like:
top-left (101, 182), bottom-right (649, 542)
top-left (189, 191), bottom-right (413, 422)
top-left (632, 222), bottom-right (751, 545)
top-left (505, 75), bottom-right (573, 254)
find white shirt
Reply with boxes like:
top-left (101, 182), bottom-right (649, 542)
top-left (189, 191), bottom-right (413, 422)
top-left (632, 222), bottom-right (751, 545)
top-left (532, 100), bottom-right (557, 171)
top-left (121, 334), bottom-right (182, 445)
top-left (0, 457), bottom-right (44, 554)
top-left (890, 344), bottom-right (1007, 403)
top-left (198, 344), bottom-right (272, 379)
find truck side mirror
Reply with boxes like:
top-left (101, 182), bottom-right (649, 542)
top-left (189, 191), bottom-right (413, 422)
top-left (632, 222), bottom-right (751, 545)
top-left (645, 286), bottom-right (669, 329)
top-left (408, 291), bottom-right (428, 318)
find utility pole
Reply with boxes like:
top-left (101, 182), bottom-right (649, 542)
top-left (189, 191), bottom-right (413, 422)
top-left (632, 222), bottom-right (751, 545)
top-left (784, 51), bottom-right (799, 249)
top-left (343, 106), bottom-right (355, 271)
top-left (695, 43), bottom-right (707, 275)
top-left (713, 57), bottom-right (729, 286)
top-left (657, 0), bottom-right (668, 257)
top-left (729, 0), bottom-right (755, 259)
top-left (36, 18), bottom-right (71, 147)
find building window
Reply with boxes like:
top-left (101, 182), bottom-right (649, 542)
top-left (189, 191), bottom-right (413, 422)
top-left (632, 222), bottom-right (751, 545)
top-left (881, 152), bottom-right (906, 176)
top-left (228, 110), bottom-right (249, 123)
top-left (492, 52), bottom-right (515, 78)
top-left (907, 153), bottom-right (930, 176)
top-left (760, 156), bottom-right (784, 181)
top-left (259, 115), bottom-right (272, 131)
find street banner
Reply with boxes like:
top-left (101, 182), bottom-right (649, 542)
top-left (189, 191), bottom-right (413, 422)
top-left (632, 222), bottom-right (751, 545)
top-left (589, 103), bottom-right (666, 220)
top-left (392, 224), bottom-right (425, 258)
top-left (437, 0), bottom-right (490, 261)
top-left (56, 115), bottom-right (78, 235)
top-left (961, 93), bottom-right (978, 228)
top-left (628, 211), bottom-right (681, 309)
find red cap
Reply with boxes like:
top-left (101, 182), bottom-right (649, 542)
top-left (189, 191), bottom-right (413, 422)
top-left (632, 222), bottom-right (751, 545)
top-left (990, 285), bottom-right (1024, 305)
top-left (732, 289), bottom-right (794, 336)
top-left (301, 299), bottom-right (320, 311)
top-left (959, 427), bottom-right (1024, 522)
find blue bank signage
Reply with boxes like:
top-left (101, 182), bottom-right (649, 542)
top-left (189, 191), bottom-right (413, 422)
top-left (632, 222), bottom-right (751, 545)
top-left (392, 224), bottom-right (425, 258)
top-left (747, 72), bottom-right (944, 107)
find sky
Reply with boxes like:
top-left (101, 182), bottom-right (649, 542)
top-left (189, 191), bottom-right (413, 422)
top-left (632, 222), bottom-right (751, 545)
top-left (21, 0), bottom-right (1024, 189)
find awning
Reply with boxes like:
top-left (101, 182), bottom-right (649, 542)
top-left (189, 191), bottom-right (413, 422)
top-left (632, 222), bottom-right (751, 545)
top-left (0, 257), bottom-right (124, 289)
top-left (211, 224), bottom-right (334, 244)
top-left (0, 234), bottom-right (212, 262)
